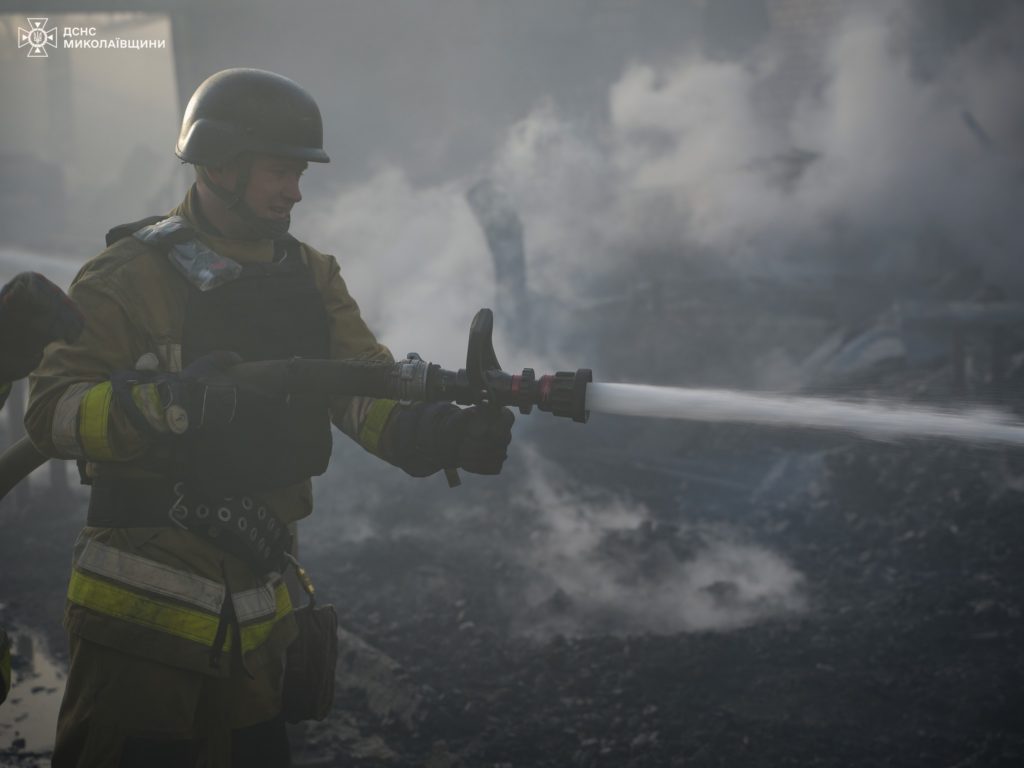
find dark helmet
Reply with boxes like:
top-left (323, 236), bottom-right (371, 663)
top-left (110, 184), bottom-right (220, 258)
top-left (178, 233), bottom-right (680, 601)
top-left (176, 68), bottom-right (330, 166)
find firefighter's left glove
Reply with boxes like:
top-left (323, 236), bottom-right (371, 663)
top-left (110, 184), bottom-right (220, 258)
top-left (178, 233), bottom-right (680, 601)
top-left (0, 272), bottom-right (84, 384)
top-left (385, 402), bottom-right (514, 477)
top-left (455, 405), bottom-right (516, 475)
top-left (111, 351), bottom-right (241, 438)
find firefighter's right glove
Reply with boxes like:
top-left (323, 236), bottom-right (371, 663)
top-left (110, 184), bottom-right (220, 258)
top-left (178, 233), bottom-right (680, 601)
top-left (0, 272), bottom-right (84, 384)
top-left (112, 351), bottom-right (241, 437)
top-left (384, 402), bottom-right (514, 477)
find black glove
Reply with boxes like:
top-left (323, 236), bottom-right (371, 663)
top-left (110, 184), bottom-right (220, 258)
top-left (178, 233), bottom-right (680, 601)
top-left (0, 272), bottom-right (85, 383)
top-left (163, 351), bottom-right (243, 434)
top-left (384, 402), bottom-right (514, 477)
top-left (111, 351), bottom-right (241, 436)
top-left (456, 405), bottom-right (516, 475)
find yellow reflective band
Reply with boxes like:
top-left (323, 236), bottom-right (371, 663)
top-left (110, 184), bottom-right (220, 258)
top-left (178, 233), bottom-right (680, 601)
top-left (68, 570), bottom-right (292, 653)
top-left (77, 539), bottom-right (227, 616)
top-left (236, 582), bottom-right (293, 652)
top-left (69, 568), bottom-right (219, 646)
top-left (78, 382), bottom-right (116, 461)
top-left (357, 398), bottom-right (398, 456)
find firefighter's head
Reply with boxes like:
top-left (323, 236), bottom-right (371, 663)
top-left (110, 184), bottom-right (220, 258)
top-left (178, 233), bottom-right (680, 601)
top-left (176, 68), bottom-right (329, 237)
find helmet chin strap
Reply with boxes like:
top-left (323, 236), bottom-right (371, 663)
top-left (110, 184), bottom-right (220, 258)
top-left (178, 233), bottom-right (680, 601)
top-left (198, 156), bottom-right (291, 239)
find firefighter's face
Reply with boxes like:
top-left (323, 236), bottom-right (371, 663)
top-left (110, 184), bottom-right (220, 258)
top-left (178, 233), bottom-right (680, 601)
top-left (210, 154), bottom-right (306, 221)
top-left (242, 155), bottom-right (306, 220)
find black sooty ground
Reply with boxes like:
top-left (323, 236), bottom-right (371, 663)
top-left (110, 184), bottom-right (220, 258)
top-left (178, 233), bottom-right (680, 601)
top-left (2, 416), bottom-right (1024, 767)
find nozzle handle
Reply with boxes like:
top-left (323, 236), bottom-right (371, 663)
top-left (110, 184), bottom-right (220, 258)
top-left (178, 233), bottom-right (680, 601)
top-left (467, 309), bottom-right (501, 395)
top-left (441, 309), bottom-right (498, 490)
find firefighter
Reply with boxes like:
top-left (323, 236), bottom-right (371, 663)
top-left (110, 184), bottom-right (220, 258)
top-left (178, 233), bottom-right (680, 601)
top-left (25, 68), bottom-right (514, 767)
top-left (0, 271), bottom-right (84, 707)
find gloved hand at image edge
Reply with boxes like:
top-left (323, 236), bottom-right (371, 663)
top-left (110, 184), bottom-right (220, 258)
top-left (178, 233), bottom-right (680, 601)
top-left (0, 272), bottom-right (85, 384)
top-left (380, 401), bottom-right (515, 477)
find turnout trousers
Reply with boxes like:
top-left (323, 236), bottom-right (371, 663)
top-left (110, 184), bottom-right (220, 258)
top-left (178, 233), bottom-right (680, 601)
top-left (52, 633), bottom-right (290, 768)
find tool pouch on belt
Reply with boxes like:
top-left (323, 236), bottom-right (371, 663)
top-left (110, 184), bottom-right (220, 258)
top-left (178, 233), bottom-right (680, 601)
top-left (167, 483), bottom-right (293, 575)
top-left (283, 556), bottom-right (338, 723)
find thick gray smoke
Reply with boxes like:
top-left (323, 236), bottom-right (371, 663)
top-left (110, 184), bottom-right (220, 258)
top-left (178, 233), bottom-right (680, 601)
top-left (296, 2), bottom-right (1024, 637)
top-left (300, 1), bottom-right (1024, 373)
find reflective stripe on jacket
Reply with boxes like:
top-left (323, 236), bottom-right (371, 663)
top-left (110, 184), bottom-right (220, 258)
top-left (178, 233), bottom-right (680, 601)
top-left (69, 539), bottom-right (291, 654)
top-left (64, 529), bottom-right (297, 676)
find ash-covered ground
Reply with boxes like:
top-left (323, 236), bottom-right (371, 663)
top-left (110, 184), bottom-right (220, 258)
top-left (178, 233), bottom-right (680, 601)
top-left (5, 400), bottom-right (1022, 767)
top-left (290, 418), bottom-right (1024, 767)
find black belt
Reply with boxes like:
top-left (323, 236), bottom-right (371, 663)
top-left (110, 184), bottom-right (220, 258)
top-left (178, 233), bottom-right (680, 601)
top-left (87, 477), bottom-right (180, 527)
top-left (86, 478), bottom-right (292, 574)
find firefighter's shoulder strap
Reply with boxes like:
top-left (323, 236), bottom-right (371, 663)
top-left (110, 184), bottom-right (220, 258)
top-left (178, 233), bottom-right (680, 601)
top-left (105, 215), bottom-right (166, 247)
top-left (104, 215), bottom-right (196, 248)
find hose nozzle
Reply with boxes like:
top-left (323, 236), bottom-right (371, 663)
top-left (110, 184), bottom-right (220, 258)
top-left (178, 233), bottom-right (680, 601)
top-left (413, 309), bottom-right (591, 422)
top-left (534, 369), bottom-right (593, 423)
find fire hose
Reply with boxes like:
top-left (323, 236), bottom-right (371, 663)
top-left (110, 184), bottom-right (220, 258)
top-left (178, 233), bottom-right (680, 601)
top-left (0, 308), bottom-right (590, 500)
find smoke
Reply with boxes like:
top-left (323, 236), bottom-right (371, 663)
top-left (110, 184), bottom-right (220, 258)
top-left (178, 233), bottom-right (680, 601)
top-left (0, 247), bottom-right (80, 289)
top-left (308, 443), bottom-right (808, 637)
top-left (509, 448), bottom-right (806, 637)
top-left (299, 2), bottom-right (1023, 636)
top-left (301, 169), bottom-right (496, 368)
top-left (490, 3), bottom-right (1024, 297)
top-left (300, 1), bottom-right (1023, 368)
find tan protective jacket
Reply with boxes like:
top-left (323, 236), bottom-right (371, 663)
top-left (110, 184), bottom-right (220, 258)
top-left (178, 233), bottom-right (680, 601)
top-left (26, 186), bottom-right (397, 677)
